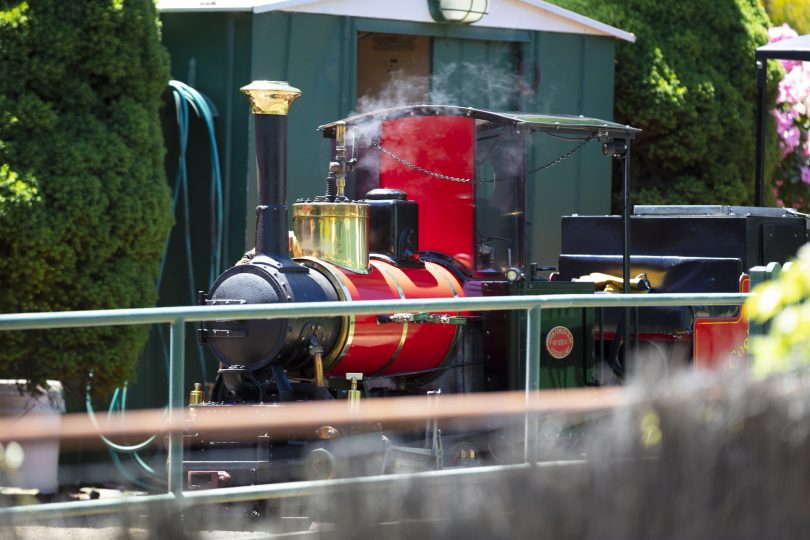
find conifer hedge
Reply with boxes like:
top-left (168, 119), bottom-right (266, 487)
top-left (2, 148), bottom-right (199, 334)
top-left (0, 1), bottom-right (172, 397)
top-left (553, 0), bottom-right (780, 206)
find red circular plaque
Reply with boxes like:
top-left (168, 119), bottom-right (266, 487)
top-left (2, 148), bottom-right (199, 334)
top-left (545, 326), bottom-right (574, 359)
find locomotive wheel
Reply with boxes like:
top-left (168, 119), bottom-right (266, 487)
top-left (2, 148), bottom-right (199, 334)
top-left (303, 447), bottom-right (337, 480)
top-left (444, 440), bottom-right (485, 468)
top-left (485, 424), bottom-right (525, 465)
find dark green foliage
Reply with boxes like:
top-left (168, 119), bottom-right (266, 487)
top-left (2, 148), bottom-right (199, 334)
top-left (0, 1), bottom-right (171, 397)
top-left (551, 0), bottom-right (781, 207)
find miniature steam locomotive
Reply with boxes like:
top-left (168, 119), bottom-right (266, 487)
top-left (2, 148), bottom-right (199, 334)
top-left (184, 81), bottom-right (809, 488)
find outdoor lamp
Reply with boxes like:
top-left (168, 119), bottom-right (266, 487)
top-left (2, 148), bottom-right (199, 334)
top-left (429, 0), bottom-right (489, 24)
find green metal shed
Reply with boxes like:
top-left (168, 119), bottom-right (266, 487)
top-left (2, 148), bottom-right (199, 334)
top-left (138, 0), bottom-right (634, 407)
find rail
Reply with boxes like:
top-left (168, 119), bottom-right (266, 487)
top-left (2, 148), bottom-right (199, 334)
top-left (0, 292), bottom-right (749, 522)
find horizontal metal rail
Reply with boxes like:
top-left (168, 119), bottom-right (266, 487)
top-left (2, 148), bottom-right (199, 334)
top-left (3, 460), bottom-right (605, 523)
top-left (0, 293), bottom-right (748, 330)
top-left (0, 291), bottom-right (750, 522)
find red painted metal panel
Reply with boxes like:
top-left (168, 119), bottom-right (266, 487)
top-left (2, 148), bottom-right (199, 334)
top-left (321, 259), bottom-right (463, 377)
top-left (693, 275), bottom-right (750, 369)
top-left (376, 260), bottom-right (463, 376)
top-left (379, 116), bottom-right (475, 273)
top-left (324, 261), bottom-right (401, 376)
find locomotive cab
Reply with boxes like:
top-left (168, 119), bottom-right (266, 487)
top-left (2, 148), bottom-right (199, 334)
top-left (317, 106), bottom-right (639, 391)
top-left (320, 106), bottom-right (639, 282)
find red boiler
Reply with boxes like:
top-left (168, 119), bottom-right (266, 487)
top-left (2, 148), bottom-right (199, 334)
top-left (300, 257), bottom-right (464, 377)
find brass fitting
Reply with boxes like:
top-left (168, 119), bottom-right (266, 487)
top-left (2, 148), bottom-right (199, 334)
top-left (240, 80), bottom-right (301, 115)
top-left (314, 354), bottom-right (325, 387)
top-left (189, 382), bottom-right (205, 406)
top-left (316, 425), bottom-right (339, 440)
top-left (346, 372), bottom-right (363, 410)
top-left (310, 336), bottom-right (325, 387)
top-left (331, 120), bottom-right (357, 198)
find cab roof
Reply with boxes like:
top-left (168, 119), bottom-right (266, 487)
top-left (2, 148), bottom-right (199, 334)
top-left (319, 105), bottom-right (640, 141)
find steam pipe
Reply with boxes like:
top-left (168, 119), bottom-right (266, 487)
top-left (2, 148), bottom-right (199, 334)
top-left (241, 81), bottom-right (302, 259)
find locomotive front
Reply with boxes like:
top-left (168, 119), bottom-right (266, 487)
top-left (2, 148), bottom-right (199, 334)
top-left (199, 82), bottom-right (463, 404)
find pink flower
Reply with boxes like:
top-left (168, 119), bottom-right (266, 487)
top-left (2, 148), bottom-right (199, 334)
top-left (801, 166), bottom-right (810, 185)
top-left (783, 60), bottom-right (802, 72)
top-left (769, 24), bottom-right (802, 71)
top-left (769, 23), bottom-right (799, 43)
top-left (769, 24), bottom-right (800, 70)
top-left (774, 108), bottom-right (796, 133)
top-left (780, 126), bottom-right (801, 156)
top-left (777, 67), bottom-right (810, 105)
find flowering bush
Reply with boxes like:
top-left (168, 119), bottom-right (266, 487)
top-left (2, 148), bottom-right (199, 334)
top-left (770, 24), bottom-right (810, 210)
top-left (746, 244), bottom-right (810, 377)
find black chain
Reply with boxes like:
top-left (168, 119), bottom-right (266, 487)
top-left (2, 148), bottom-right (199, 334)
top-left (371, 140), bottom-right (492, 183)
top-left (371, 137), bottom-right (593, 183)
top-left (527, 136), bottom-right (594, 175)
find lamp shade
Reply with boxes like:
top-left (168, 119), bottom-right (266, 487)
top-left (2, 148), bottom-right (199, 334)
top-left (434, 0), bottom-right (488, 24)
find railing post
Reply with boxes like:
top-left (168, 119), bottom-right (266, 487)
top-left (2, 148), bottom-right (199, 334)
top-left (749, 262), bottom-right (782, 337)
top-left (168, 319), bottom-right (186, 496)
top-left (524, 305), bottom-right (541, 463)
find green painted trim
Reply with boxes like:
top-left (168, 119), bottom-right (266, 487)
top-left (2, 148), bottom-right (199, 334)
top-left (353, 17), bottom-right (529, 42)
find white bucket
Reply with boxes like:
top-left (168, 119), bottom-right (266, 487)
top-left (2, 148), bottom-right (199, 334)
top-left (0, 380), bottom-right (64, 494)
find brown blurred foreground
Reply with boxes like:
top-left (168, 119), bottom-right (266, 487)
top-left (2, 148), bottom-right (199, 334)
top-left (3, 371), bottom-right (810, 538)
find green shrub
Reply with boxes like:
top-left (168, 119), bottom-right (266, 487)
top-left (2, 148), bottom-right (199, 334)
top-left (551, 0), bottom-right (781, 207)
top-left (0, 1), bottom-right (171, 397)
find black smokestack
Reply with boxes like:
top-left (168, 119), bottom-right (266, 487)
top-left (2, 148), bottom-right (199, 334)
top-left (254, 114), bottom-right (288, 257)
top-left (241, 81), bottom-right (301, 260)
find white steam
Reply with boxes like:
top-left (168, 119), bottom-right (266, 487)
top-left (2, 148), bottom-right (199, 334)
top-left (354, 62), bottom-right (523, 115)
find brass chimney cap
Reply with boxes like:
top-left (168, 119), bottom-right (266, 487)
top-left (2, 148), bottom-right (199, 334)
top-left (241, 80), bottom-right (302, 115)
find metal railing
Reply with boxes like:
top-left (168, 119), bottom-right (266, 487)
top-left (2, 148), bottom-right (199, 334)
top-left (0, 291), bottom-right (748, 522)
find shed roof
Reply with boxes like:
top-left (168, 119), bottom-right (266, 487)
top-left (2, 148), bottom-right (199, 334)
top-left (157, 0), bottom-right (636, 42)
top-left (756, 33), bottom-right (810, 61)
